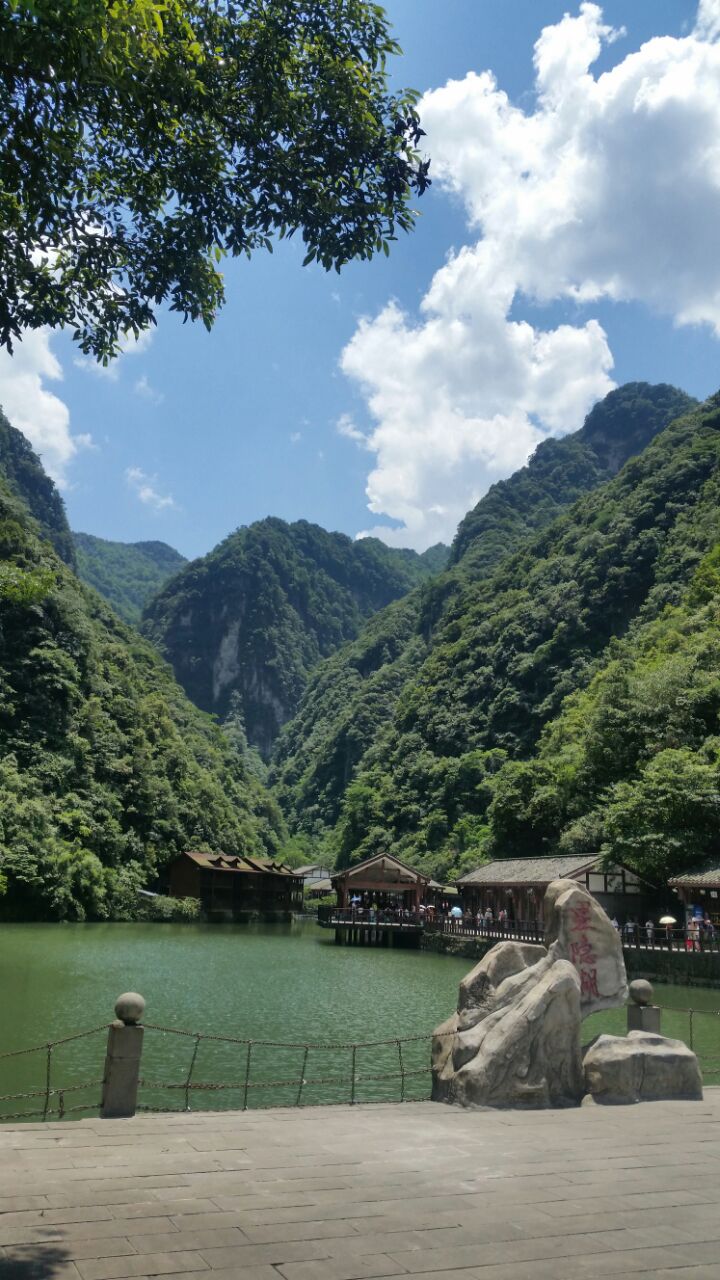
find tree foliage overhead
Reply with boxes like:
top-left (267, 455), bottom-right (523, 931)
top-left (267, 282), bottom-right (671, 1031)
top-left (73, 533), bottom-right (187, 626)
top-left (271, 383), bottom-right (696, 860)
top-left (0, 420), bottom-right (285, 921)
top-left (0, 0), bottom-right (429, 360)
top-left (142, 517), bottom-right (447, 756)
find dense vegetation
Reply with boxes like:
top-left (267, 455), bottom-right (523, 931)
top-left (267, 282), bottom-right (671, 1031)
top-left (307, 393), bottom-right (720, 885)
top-left (0, 423), bottom-right (285, 921)
top-left (73, 533), bottom-right (186, 626)
top-left (272, 384), bottom-right (696, 853)
top-left (143, 519), bottom-right (447, 755)
top-left (0, 409), bottom-right (76, 567)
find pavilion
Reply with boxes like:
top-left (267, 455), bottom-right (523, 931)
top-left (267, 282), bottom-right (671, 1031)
top-left (331, 852), bottom-right (429, 912)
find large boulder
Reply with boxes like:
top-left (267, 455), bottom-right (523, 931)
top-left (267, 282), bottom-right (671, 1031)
top-left (583, 1031), bottom-right (703, 1104)
top-left (431, 877), bottom-right (630, 1110)
top-left (431, 939), bottom-right (584, 1109)
top-left (546, 879), bottom-right (628, 1016)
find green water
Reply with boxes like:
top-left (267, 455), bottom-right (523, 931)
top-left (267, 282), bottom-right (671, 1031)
top-left (1, 920), bottom-right (718, 1119)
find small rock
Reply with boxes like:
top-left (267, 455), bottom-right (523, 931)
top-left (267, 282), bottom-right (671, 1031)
top-left (583, 1031), bottom-right (703, 1104)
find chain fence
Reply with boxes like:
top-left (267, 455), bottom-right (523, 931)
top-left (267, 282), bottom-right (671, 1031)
top-left (2, 1005), bottom-right (720, 1123)
top-left (0, 1024), bottom-right (107, 1121)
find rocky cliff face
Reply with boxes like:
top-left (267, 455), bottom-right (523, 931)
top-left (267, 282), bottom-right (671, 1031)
top-left (142, 517), bottom-right (447, 756)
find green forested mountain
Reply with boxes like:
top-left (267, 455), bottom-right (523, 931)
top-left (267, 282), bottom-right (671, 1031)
top-left (312, 392), bottom-right (720, 884)
top-left (450, 383), bottom-right (696, 572)
top-left (0, 408), bottom-right (76, 567)
top-left (142, 518), bottom-right (448, 756)
top-left (271, 383), bottom-right (696, 847)
top-left (0, 424), bottom-right (285, 921)
top-left (73, 532), bottom-right (187, 625)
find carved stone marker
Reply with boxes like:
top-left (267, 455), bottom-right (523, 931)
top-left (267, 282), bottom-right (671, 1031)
top-left (545, 879), bottom-right (628, 1015)
top-left (583, 1031), bottom-right (703, 1104)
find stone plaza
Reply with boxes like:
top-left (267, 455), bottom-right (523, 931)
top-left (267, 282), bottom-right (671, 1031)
top-left (1, 1093), bottom-right (720, 1280)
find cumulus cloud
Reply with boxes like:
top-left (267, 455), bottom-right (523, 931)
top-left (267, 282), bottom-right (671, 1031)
top-left (125, 466), bottom-right (175, 511)
top-left (0, 329), bottom-right (91, 484)
top-left (341, 0), bottom-right (720, 549)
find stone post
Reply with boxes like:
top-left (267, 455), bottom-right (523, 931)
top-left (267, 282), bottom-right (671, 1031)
top-left (100, 993), bottom-right (146, 1119)
top-left (626, 979), bottom-right (661, 1034)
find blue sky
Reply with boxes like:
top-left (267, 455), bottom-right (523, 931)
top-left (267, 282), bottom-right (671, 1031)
top-left (4, 0), bottom-right (720, 559)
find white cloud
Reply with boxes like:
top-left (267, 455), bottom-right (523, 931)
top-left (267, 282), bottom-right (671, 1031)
top-left (0, 329), bottom-right (92, 484)
top-left (134, 374), bottom-right (164, 405)
top-left (341, 1), bottom-right (720, 549)
top-left (290, 431), bottom-right (302, 444)
top-left (125, 466), bottom-right (175, 511)
top-left (336, 413), bottom-right (370, 448)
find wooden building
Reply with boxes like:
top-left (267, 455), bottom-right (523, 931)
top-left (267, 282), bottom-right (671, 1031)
top-left (167, 851), bottom-right (304, 921)
top-left (331, 853), bottom-right (429, 912)
top-left (457, 855), bottom-right (654, 924)
top-left (668, 865), bottom-right (720, 925)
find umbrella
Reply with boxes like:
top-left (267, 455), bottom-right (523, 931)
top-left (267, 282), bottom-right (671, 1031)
top-left (659, 915), bottom-right (677, 925)
top-left (350, 895), bottom-right (361, 904)
top-left (450, 905), bottom-right (463, 918)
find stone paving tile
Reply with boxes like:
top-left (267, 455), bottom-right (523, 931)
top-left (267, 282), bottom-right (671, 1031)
top-left (127, 1230), bottom-right (247, 1256)
top-left (196, 1239), bottom-right (338, 1268)
top-left (276, 1256), bottom-right (408, 1280)
top-left (75, 1251), bottom-right (209, 1280)
top-left (5, 1237), bottom-right (138, 1262)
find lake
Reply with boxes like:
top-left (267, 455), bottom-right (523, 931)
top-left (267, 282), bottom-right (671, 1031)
top-left (1, 920), bottom-right (718, 1119)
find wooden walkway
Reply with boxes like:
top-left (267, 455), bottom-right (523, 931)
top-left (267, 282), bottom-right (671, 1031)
top-left (1, 1094), bottom-right (720, 1279)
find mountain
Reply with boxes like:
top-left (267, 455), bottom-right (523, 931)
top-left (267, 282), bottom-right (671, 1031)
top-left (0, 420), bottom-right (285, 921)
top-left (450, 383), bottom-right (697, 573)
top-left (73, 533), bottom-right (187, 626)
top-left (0, 407), bottom-right (76, 567)
top-left (142, 518), bottom-right (448, 756)
top-left (319, 391), bottom-right (720, 884)
top-left (271, 383), bottom-right (697, 848)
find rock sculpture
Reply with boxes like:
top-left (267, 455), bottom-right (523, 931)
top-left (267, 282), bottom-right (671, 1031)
top-left (583, 1031), bottom-right (703, 1104)
top-left (432, 879), bottom-right (626, 1110)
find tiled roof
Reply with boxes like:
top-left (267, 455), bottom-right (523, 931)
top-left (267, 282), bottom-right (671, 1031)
top-left (457, 855), bottom-right (599, 887)
top-left (182, 851), bottom-right (301, 878)
top-left (668, 866), bottom-right (720, 888)
top-left (332, 852), bottom-right (429, 884)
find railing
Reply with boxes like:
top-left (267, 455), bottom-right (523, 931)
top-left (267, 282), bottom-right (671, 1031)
top-left (426, 916), bottom-right (720, 953)
top-left (2, 993), bottom-right (719, 1124)
top-left (318, 906), bottom-right (424, 927)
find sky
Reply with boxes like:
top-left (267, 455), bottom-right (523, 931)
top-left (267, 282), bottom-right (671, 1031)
top-left (1, 0), bottom-right (720, 558)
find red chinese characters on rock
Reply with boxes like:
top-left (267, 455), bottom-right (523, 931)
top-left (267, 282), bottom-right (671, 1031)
top-left (567, 902), bottom-right (599, 1000)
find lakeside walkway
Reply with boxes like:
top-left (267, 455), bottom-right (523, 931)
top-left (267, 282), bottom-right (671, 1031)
top-left (1, 1096), bottom-right (720, 1280)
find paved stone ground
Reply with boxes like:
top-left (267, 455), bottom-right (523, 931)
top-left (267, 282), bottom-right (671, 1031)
top-left (1, 1094), bottom-right (720, 1280)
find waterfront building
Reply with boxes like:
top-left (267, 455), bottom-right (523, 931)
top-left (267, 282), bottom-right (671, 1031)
top-left (166, 850), bottom-right (304, 921)
top-left (457, 855), bottom-right (655, 923)
top-left (331, 852), bottom-right (429, 911)
top-left (668, 865), bottom-right (720, 925)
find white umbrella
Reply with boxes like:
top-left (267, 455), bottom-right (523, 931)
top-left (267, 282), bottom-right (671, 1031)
top-left (659, 915), bottom-right (677, 925)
